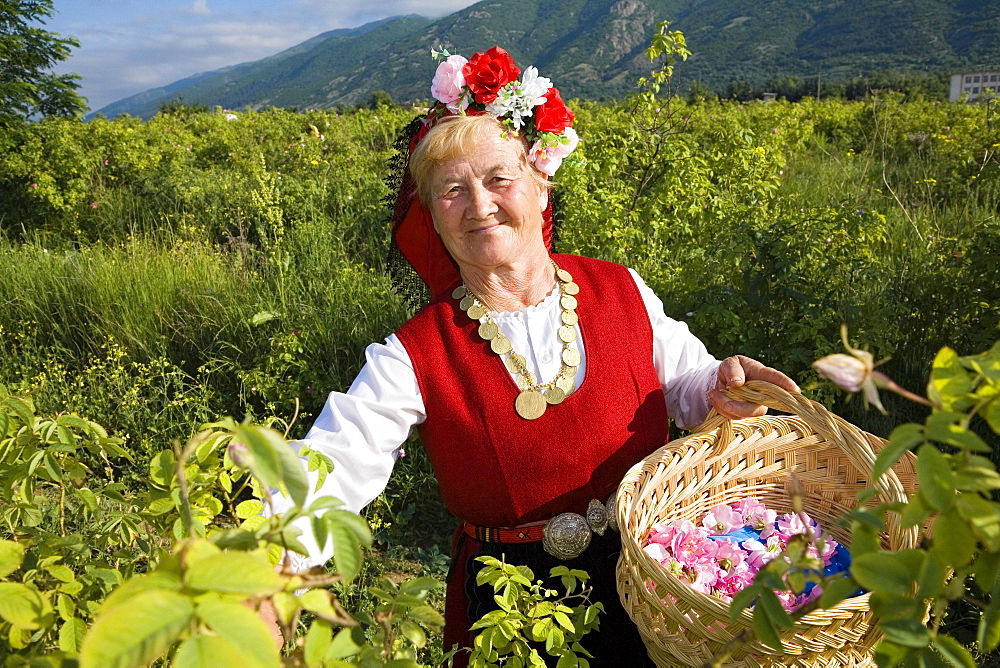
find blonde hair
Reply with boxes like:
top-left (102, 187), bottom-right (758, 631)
top-left (409, 114), bottom-right (549, 206)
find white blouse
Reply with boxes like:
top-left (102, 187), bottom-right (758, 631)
top-left (271, 269), bottom-right (720, 567)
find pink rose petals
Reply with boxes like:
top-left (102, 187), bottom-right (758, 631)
top-left (643, 499), bottom-right (848, 612)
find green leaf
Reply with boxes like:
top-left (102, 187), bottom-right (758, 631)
top-left (850, 520), bottom-right (881, 556)
top-left (979, 592), bottom-right (1000, 652)
top-left (976, 551), bottom-right (1000, 594)
top-left (931, 634), bottom-right (976, 668)
top-left (916, 552), bottom-right (948, 599)
top-left (852, 551), bottom-right (920, 596)
top-left (0, 583), bottom-right (47, 629)
top-left (953, 464), bottom-right (1000, 492)
top-left (236, 499), bottom-right (265, 519)
top-left (195, 595), bottom-right (281, 667)
top-left (327, 626), bottom-right (365, 660)
top-left (235, 425), bottom-right (309, 507)
top-left (210, 528), bottom-right (259, 551)
top-left (901, 491), bottom-right (934, 529)
top-left (752, 591), bottom-right (785, 651)
top-left (880, 619), bottom-right (931, 649)
top-left (926, 413), bottom-right (990, 452)
top-left (400, 620), bottom-right (427, 648)
top-left (917, 444), bottom-right (956, 511)
top-left (817, 575), bottom-right (860, 610)
top-left (184, 552), bottom-right (283, 596)
top-left (328, 531), bottom-right (363, 584)
top-left (102, 571), bottom-right (183, 610)
top-left (148, 450), bottom-right (175, 488)
top-left (147, 497), bottom-right (175, 515)
top-left (869, 592), bottom-right (924, 622)
top-left (305, 620), bottom-right (332, 665)
top-left (931, 509), bottom-right (976, 568)
top-left (56, 593), bottom-right (75, 621)
top-left (873, 640), bottom-right (910, 666)
top-left (80, 590), bottom-right (194, 668)
top-left (58, 617), bottom-right (86, 652)
top-left (0, 539), bottom-right (25, 578)
top-left (956, 495), bottom-right (1000, 551)
top-left (1, 397), bottom-right (35, 428)
top-left (75, 487), bottom-right (99, 513)
top-left (173, 634), bottom-right (271, 668)
top-left (874, 424), bottom-right (924, 481)
top-left (983, 398), bottom-right (1000, 435)
top-left (928, 347), bottom-right (974, 412)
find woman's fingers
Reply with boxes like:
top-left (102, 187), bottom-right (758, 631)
top-left (712, 355), bottom-right (800, 418)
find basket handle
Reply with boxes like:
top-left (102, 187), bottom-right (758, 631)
top-left (705, 381), bottom-right (909, 506)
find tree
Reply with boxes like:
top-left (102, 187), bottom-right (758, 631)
top-left (0, 0), bottom-right (85, 125)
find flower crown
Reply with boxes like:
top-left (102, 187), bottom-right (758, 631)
top-left (428, 46), bottom-right (579, 176)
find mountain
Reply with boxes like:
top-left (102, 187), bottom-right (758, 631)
top-left (93, 0), bottom-right (1000, 118)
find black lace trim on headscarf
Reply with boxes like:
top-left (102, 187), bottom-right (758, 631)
top-left (385, 116), bottom-right (431, 311)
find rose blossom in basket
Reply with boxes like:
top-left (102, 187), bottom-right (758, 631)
top-left (644, 499), bottom-right (849, 612)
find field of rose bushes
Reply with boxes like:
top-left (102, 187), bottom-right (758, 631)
top-left (0, 92), bottom-right (998, 663)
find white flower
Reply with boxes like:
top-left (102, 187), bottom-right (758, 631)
top-left (485, 66), bottom-right (551, 130)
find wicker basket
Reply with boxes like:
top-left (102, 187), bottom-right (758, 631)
top-left (616, 381), bottom-right (920, 667)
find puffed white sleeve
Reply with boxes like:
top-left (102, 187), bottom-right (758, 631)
top-left (268, 333), bottom-right (425, 568)
top-left (629, 269), bottom-right (721, 429)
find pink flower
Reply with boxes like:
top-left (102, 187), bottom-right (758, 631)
top-left (431, 54), bottom-right (469, 113)
top-left (528, 126), bottom-right (579, 176)
top-left (30, 184), bottom-right (37, 188)
top-left (742, 535), bottom-right (783, 570)
top-left (733, 498), bottom-right (777, 535)
top-left (776, 512), bottom-right (818, 542)
top-left (90, 203), bottom-right (98, 209)
top-left (702, 503), bottom-right (743, 534)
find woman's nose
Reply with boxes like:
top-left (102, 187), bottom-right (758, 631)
top-left (467, 185), bottom-right (497, 219)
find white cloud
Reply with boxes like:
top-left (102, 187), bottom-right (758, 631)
top-left (188, 0), bottom-right (211, 17)
top-left (50, 0), bottom-right (481, 112)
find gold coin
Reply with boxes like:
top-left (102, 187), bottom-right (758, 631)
top-left (560, 294), bottom-right (578, 310)
top-left (515, 390), bottom-right (547, 420)
top-left (556, 268), bottom-right (573, 283)
top-left (506, 353), bottom-right (527, 373)
top-left (544, 387), bottom-right (566, 405)
top-left (556, 375), bottom-right (575, 394)
top-left (562, 348), bottom-right (581, 366)
top-left (558, 325), bottom-right (577, 343)
top-left (563, 364), bottom-right (578, 377)
top-left (460, 295), bottom-right (474, 311)
top-left (491, 335), bottom-right (512, 355)
top-left (561, 310), bottom-right (578, 326)
top-left (517, 374), bottom-right (533, 390)
top-left (563, 281), bottom-right (580, 295)
top-left (468, 304), bottom-right (486, 320)
top-left (478, 321), bottom-right (499, 340)
top-left (452, 286), bottom-right (467, 300)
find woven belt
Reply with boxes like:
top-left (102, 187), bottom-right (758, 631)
top-left (462, 493), bottom-right (619, 560)
top-left (463, 522), bottom-right (545, 543)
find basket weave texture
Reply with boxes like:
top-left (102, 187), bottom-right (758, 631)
top-left (616, 381), bottom-right (920, 667)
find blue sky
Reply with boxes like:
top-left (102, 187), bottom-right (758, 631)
top-left (44, 0), bottom-right (480, 112)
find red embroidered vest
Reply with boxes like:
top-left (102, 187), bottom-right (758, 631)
top-left (395, 254), bottom-right (668, 527)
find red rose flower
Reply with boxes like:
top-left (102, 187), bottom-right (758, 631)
top-left (534, 87), bottom-right (575, 134)
top-left (463, 46), bottom-right (521, 104)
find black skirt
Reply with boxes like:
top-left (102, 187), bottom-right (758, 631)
top-left (461, 531), bottom-right (656, 666)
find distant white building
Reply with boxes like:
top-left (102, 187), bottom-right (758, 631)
top-left (950, 71), bottom-right (1000, 101)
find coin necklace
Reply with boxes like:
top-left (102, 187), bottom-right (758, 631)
top-left (452, 262), bottom-right (581, 420)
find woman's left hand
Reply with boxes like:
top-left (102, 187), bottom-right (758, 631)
top-left (709, 355), bottom-right (800, 420)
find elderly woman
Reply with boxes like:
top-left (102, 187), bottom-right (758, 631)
top-left (276, 47), bottom-right (797, 665)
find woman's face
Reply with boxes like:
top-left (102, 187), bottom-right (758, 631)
top-left (427, 128), bottom-right (548, 274)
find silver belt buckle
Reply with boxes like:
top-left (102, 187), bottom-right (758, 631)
top-left (542, 493), bottom-right (618, 560)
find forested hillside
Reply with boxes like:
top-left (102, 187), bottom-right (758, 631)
top-left (94, 0), bottom-right (1000, 117)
